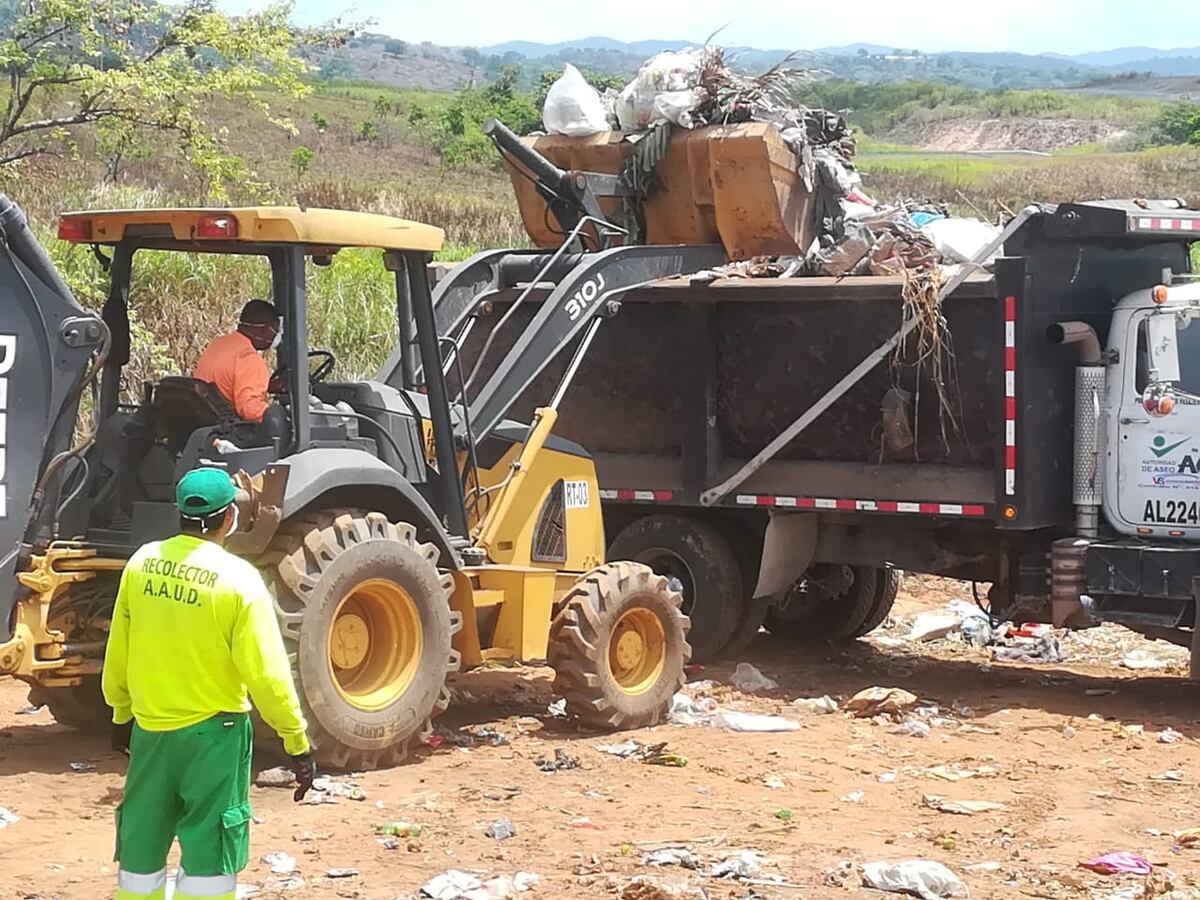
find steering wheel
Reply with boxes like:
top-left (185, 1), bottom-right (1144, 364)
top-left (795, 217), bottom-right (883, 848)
top-left (270, 350), bottom-right (337, 394)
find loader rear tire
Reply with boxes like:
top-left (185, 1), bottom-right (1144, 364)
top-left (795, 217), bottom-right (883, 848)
top-left (29, 678), bottom-right (108, 732)
top-left (549, 562), bottom-right (690, 730)
top-left (607, 515), bottom-right (740, 662)
top-left (267, 510), bottom-right (461, 770)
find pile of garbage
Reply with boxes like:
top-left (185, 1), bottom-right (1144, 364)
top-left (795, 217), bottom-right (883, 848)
top-left (540, 48), bottom-right (1001, 275)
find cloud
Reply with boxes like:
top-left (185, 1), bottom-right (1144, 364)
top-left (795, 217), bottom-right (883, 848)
top-left (285, 0), bottom-right (1200, 55)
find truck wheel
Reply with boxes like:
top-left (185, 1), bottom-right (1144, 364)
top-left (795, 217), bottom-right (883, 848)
top-left (549, 562), bottom-right (690, 730)
top-left (848, 566), bottom-right (902, 638)
top-left (268, 510), bottom-right (461, 770)
top-left (28, 678), bottom-right (109, 731)
top-left (607, 515), bottom-right (740, 662)
top-left (764, 565), bottom-right (878, 642)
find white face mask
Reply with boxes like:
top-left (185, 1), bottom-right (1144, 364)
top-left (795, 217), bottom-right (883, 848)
top-left (270, 327), bottom-right (283, 351)
top-left (226, 503), bottom-right (240, 536)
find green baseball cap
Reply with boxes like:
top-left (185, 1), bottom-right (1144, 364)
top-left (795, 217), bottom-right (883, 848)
top-left (176, 467), bottom-right (237, 517)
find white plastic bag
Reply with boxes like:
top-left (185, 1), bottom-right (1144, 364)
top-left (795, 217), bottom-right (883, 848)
top-left (616, 49), bottom-right (706, 130)
top-left (542, 64), bottom-right (608, 137)
top-left (862, 860), bottom-right (969, 899)
top-left (731, 662), bottom-right (778, 692)
top-left (920, 217), bottom-right (1002, 266)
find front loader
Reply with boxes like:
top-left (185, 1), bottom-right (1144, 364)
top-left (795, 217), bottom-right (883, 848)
top-left (0, 195), bottom-right (716, 768)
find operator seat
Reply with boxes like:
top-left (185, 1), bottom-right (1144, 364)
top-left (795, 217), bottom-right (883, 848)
top-left (152, 376), bottom-right (239, 454)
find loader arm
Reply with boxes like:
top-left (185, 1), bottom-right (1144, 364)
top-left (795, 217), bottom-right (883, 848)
top-left (465, 242), bottom-right (725, 444)
top-left (0, 195), bottom-right (106, 640)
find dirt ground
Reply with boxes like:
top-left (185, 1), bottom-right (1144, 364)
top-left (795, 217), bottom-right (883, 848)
top-left (3, 578), bottom-right (1200, 900)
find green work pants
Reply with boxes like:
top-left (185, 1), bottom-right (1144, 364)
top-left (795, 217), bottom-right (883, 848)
top-left (114, 713), bottom-right (252, 900)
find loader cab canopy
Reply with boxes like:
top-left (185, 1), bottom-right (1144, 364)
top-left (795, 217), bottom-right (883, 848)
top-left (56, 206), bottom-right (445, 256)
top-left (55, 206), bottom-right (449, 551)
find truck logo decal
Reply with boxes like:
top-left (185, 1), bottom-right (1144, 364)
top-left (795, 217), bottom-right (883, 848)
top-left (1151, 435), bottom-right (1190, 458)
top-left (0, 334), bottom-right (13, 518)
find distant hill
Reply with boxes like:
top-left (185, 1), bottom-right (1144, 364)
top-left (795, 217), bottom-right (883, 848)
top-left (1075, 46), bottom-right (1200, 67)
top-left (484, 37), bottom-right (699, 57)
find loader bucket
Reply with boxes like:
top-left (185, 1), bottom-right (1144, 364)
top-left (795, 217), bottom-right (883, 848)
top-left (0, 195), bottom-right (101, 640)
top-left (504, 123), bottom-right (815, 261)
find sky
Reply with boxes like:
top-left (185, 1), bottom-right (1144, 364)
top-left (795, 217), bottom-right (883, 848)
top-left (233, 0), bottom-right (1200, 56)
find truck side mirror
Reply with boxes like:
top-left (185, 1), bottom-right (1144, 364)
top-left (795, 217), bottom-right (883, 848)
top-left (1146, 312), bottom-right (1182, 384)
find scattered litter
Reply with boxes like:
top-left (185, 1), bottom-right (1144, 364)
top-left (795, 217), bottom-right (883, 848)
top-left (255, 767), bottom-right (295, 788)
top-left (846, 686), bottom-right (919, 718)
top-left (877, 771), bottom-right (898, 784)
top-left (992, 633), bottom-right (1064, 664)
top-left (909, 611), bottom-right (965, 642)
top-left (711, 850), bottom-right (762, 879)
top-left (421, 870), bottom-right (482, 900)
top-left (1079, 852), bottom-right (1153, 876)
top-left (642, 847), bottom-right (701, 869)
top-left (69, 760), bottom-right (95, 773)
top-left (1120, 651), bottom-right (1171, 671)
top-left (1175, 829), bottom-right (1200, 847)
top-left (262, 851), bottom-right (296, 875)
top-left (708, 710), bottom-right (800, 733)
top-left (535, 749), bottom-right (579, 772)
top-left (891, 719), bottom-right (931, 738)
top-left (1151, 770), bottom-right (1185, 782)
top-left (923, 795), bottom-right (1007, 815)
top-left (0, 807), bottom-right (19, 829)
top-left (15, 704), bottom-right (42, 715)
top-left (377, 836), bottom-right (400, 850)
top-left (792, 695), bottom-right (838, 714)
top-left (926, 765), bottom-right (995, 782)
top-left (260, 875), bottom-right (304, 892)
top-left (763, 776), bottom-right (786, 789)
top-left (420, 869), bottom-right (538, 900)
top-left (546, 698), bottom-right (567, 718)
top-left (1158, 727), bottom-right (1184, 744)
top-left (840, 790), bottom-right (865, 803)
top-left (1114, 723), bottom-right (1146, 740)
top-left (730, 662), bottom-right (778, 692)
top-left (862, 859), bottom-right (969, 899)
top-left (596, 740), bottom-right (643, 758)
top-left (325, 867), bottom-right (358, 879)
top-left (1062, 725), bottom-right (1077, 740)
top-left (568, 816), bottom-right (600, 829)
top-left (376, 821), bottom-right (422, 837)
top-left (311, 775), bottom-right (365, 801)
top-left (921, 217), bottom-right (1002, 266)
top-left (964, 861), bottom-right (1002, 872)
top-left (485, 817), bottom-right (516, 840)
top-left (775, 809), bottom-right (793, 822)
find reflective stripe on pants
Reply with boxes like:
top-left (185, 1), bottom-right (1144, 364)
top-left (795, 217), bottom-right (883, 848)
top-left (115, 867), bottom-right (166, 899)
top-left (174, 870), bottom-right (237, 899)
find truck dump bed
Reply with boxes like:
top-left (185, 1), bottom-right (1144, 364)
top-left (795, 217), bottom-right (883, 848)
top-left (506, 124), bottom-right (816, 260)
top-left (459, 272), bottom-right (1000, 511)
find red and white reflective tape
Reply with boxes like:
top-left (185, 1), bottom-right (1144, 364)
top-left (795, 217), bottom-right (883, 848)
top-left (1131, 216), bottom-right (1200, 233)
top-left (732, 495), bottom-right (988, 517)
top-left (598, 489), bottom-right (676, 503)
top-left (1004, 294), bottom-right (1017, 497)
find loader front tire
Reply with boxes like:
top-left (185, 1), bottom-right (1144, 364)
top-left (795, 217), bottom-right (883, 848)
top-left (29, 678), bottom-right (109, 732)
top-left (268, 510), bottom-right (460, 770)
top-left (549, 562), bottom-right (690, 730)
top-left (607, 515), bottom-right (740, 662)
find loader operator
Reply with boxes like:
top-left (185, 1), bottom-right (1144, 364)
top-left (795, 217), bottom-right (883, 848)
top-left (194, 299), bottom-right (281, 422)
top-left (102, 467), bottom-right (315, 900)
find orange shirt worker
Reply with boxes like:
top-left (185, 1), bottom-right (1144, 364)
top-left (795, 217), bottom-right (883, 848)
top-left (194, 300), bottom-right (281, 422)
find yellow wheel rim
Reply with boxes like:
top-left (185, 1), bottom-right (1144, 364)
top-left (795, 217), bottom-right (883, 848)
top-left (327, 579), bottom-right (422, 712)
top-left (608, 607), bottom-right (666, 696)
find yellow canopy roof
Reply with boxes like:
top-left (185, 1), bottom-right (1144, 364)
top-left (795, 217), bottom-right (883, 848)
top-left (57, 206), bottom-right (444, 253)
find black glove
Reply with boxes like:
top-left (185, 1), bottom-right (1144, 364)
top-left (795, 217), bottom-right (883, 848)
top-left (112, 720), bottom-right (133, 756)
top-left (290, 751), bottom-right (316, 803)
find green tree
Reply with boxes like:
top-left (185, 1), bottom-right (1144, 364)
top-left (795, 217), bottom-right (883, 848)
top-left (290, 145), bottom-right (314, 178)
top-left (0, 0), bottom-right (341, 192)
top-left (1148, 103), bottom-right (1200, 146)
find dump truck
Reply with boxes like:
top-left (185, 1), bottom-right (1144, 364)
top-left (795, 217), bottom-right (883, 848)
top-left (375, 119), bottom-right (1200, 667)
top-left (0, 197), bottom-right (702, 768)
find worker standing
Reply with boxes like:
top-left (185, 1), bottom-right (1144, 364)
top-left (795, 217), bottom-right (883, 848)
top-left (102, 467), bottom-right (315, 900)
